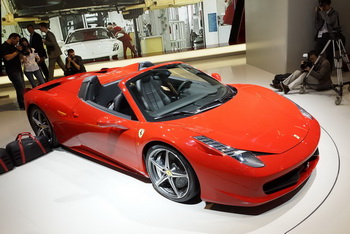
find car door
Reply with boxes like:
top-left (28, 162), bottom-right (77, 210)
top-left (70, 99), bottom-right (141, 171)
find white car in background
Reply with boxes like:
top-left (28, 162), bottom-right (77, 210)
top-left (60, 27), bottom-right (123, 62)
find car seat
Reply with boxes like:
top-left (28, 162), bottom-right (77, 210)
top-left (78, 75), bottom-right (102, 102)
top-left (136, 75), bottom-right (171, 111)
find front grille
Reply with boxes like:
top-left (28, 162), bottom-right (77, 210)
top-left (83, 56), bottom-right (110, 63)
top-left (263, 155), bottom-right (318, 195)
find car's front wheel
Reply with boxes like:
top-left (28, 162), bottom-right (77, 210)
top-left (146, 145), bottom-right (199, 203)
top-left (29, 106), bottom-right (59, 147)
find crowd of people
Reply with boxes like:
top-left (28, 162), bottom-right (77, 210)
top-left (0, 23), bottom-right (87, 110)
top-left (0, 20), bottom-right (139, 110)
top-left (0, 20), bottom-right (137, 110)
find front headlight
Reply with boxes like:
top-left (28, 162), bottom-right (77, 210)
top-left (113, 43), bottom-right (119, 51)
top-left (193, 136), bottom-right (265, 168)
top-left (294, 102), bottom-right (313, 119)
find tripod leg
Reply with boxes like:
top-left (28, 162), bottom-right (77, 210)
top-left (334, 39), bottom-right (350, 104)
top-left (329, 39), bottom-right (344, 105)
top-left (339, 41), bottom-right (350, 91)
top-left (339, 40), bottom-right (350, 72)
top-left (335, 40), bottom-right (343, 87)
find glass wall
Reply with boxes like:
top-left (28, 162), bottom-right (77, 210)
top-left (2, 0), bottom-right (245, 67)
top-left (52, 2), bottom-right (244, 61)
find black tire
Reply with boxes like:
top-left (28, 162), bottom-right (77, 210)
top-left (29, 106), bottom-right (59, 147)
top-left (146, 145), bottom-right (199, 203)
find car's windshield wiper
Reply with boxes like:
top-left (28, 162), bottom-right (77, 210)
top-left (154, 110), bottom-right (196, 120)
top-left (197, 100), bottom-right (223, 112)
top-left (219, 89), bottom-right (234, 102)
top-left (197, 88), bottom-right (234, 112)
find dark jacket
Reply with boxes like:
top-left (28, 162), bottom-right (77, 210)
top-left (43, 31), bottom-right (62, 58)
top-left (307, 56), bottom-right (332, 90)
top-left (30, 31), bottom-right (47, 58)
top-left (314, 8), bottom-right (340, 40)
top-left (0, 41), bottom-right (22, 73)
top-left (65, 55), bottom-right (86, 75)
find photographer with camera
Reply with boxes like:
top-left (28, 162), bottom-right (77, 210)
top-left (19, 38), bottom-right (45, 88)
top-left (0, 33), bottom-right (25, 110)
top-left (65, 49), bottom-right (86, 76)
top-left (314, 0), bottom-right (340, 68)
top-left (273, 50), bottom-right (332, 94)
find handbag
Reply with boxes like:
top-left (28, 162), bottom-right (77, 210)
top-left (6, 132), bottom-right (52, 166)
top-left (0, 148), bottom-right (15, 174)
top-left (272, 73), bottom-right (291, 85)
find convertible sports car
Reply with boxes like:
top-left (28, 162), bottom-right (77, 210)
top-left (23, 61), bottom-right (320, 207)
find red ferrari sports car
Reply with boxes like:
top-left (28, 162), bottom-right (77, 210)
top-left (24, 61), bottom-right (320, 207)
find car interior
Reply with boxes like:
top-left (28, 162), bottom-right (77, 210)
top-left (135, 74), bottom-right (172, 112)
top-left (78, 75), bottom-right (137, 120)
top-left (78, 66), bottom-right (223, 121)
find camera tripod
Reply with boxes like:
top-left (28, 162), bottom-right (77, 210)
top-left (300, 36), bottom-right (350, 105)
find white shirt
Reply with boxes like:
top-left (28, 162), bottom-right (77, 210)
top-left (22, 48), bottom-right (40, 72)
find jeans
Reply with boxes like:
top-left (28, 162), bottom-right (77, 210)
top-left (24, 69), bottom-right (46, 88)
top-left (7, 71), bottom-right (25, 109)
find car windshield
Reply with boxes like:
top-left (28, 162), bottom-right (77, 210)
top-left (66, 28), bottom-right (115, 44)
top-left (126, 63), bottom-right (237, 122)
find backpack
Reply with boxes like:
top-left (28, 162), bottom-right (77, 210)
top-left (272, 73), bottom-right (291, 85)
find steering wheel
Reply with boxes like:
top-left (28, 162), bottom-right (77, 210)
top-left (177, 80), bottom-right (192, 93)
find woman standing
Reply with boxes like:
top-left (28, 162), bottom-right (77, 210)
top-left (19, 38), bottom-right (45, 87)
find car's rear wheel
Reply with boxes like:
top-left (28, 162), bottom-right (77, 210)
top-left (146, 145), bottom-right (199, 203)
top-left (29, 106), bottom-right (59, 147)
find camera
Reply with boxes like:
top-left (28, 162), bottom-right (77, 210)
top-left (20, 46), bottom-right (30, 56)
top-left (300, 60), bottom-right (313, 70)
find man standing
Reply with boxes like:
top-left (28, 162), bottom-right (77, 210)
top-left (314, 0), bottom-right (339, 68)
top-left (0, 33), bottom-right (25, 110)
top-left (114, 26), bottom-right (137, 59)
top-left (26, 24), bottom-right (49, 81)
top-left (38, 22), bottom-right (66, 80)
top-left (65, 49), bottom-right (86, 75)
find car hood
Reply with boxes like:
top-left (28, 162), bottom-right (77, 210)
top-left (63, 39), bottom-right (119, 59)
top-left (168, 85), bottom-right (313, 154)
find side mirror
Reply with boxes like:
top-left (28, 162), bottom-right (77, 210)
top-left (97, 116), bottom-right (129, 130)
top-left (211, 73), bottom-right (222, 82)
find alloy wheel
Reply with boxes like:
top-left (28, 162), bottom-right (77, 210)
top-left (146, 145), bottom-right (199, 202)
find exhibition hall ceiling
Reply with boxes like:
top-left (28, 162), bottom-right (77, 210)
top-left (6, 0), bottom-right (202, 18)
top-left (8, 0), bottom-right (145, 18)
